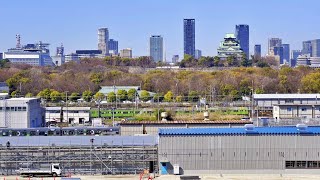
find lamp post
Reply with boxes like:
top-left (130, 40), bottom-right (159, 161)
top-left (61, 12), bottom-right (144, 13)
top-left (90, 138), bottom-right (94, 175)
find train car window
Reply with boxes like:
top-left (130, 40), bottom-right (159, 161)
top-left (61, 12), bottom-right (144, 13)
top-left (30, 131), bottom-right (36, 136)
top-left (21, 131), bottom-right (27, 136)
top-left (39, 131), bottom-right (46, 136)
top-left (62, 131), bottom-right (68, 135)
top-left (11, 131), bottom-right (17, 136)
top-left (69, 130), bottom-right (75, 135)
top-left (77, 130), bottom-right (84, 135)
top-left (48, 130), bottom-right (55, 136)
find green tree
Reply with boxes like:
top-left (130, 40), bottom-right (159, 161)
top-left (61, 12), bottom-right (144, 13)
top-left (240, 53), bottom-right (252, 67)
top-left (153, 93), bottom-right (164, 102)
top-left (0, 59), bottom-right (10, 68)
top-left (37, 88), bottom-right (52, 100)
top-left (188, 91), bottom-right (199, 102)
top-left (50, 90), bottom-right (61, 102)
top-left (127, 88), bottom-right (137, 101)
top-left (69, 92), bottom-right (80, 102)
top-left (176, 95), bottom-right (183, 102)
top-left (226, 55), bottom-right (238, 66)
top-left (107, 92), bottom-right (116, 102)
top-left (256, 60), bottom-right (270, 68)
top-left (94, 92), bottom-right (105, 101)
top-left (117, 89), bottom-right (128, 101)
top-left (301, 72), bottom-right (320, 93)
top-left (82, 90), bottom-right (93, 102)
top-left (25, 92), bottom-right (33, 98)
top-left (140, 90), bottom-right (151, 102)
top-left (90, 72), bottom-right (104, 84)
top-left (213, 56), bottom-right (220, 66)
top-left (164, 91), bottom-right (174, 102)
top-left (11, 90), bottom-right (19, 97)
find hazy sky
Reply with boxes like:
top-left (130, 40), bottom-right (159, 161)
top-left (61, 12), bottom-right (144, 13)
top-left (1, 0), bottom-right (320, 61)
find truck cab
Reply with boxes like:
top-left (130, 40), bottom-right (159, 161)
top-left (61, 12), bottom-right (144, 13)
top-left (51, 163), bottom-right (62, 176)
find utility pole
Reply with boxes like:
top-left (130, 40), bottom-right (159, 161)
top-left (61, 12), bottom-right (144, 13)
top-left (65, 91), bottom-right (68, 124)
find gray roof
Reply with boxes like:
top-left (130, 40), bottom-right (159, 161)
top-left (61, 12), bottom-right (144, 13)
top-left (0, 136), bottom-right (158, 147)
top-left (253, 94), bottom-right (320, 99)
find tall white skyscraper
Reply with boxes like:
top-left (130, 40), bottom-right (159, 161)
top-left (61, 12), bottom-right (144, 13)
top-left (98, 28), bottom-right (109, 56)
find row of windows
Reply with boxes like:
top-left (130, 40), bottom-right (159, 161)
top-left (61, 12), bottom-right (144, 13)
top-left (46, 110), bottom-right (90, 113)
top-left (0, 107), bottom-right (27, 111)
top-left (287, 107), bottom-right (307, 111)
top-left (286, 161), bottom-right (320, 169)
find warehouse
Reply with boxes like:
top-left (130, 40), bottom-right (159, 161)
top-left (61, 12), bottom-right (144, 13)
top-left (158, 125), bottom-right (320, 175)
top-left (120, 120), bottom-right (251, 136)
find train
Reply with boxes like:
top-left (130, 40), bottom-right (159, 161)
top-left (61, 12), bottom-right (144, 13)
top-left (0, 126), bottom-right (119, 137)
top-left (90, 107), bottom-right (250, 119)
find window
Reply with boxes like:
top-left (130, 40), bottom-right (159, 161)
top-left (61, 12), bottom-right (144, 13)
top-left (287, 107), bottom-right (292, 111)
top-left (301, 108), bottom-right (307, 111)
top-left (285, 99), bottom-right (294, 103)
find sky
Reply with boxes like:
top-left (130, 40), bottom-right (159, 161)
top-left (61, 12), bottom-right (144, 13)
top-left (1, 0), bottom-right (320, 61)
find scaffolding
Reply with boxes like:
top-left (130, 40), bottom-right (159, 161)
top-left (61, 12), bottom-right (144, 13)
top-left (0, 139), bottom-right (158, 176)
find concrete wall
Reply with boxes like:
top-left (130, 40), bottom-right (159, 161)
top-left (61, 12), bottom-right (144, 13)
top-left (159, 135), bottom-right (320, 174)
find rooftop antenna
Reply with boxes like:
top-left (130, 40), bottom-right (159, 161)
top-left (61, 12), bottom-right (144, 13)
top-left (16, 34), bottom-right (21, 48)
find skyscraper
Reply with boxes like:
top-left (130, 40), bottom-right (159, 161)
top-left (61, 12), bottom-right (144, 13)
top-left (149, 35), bottom-right (163, 62)
top-left (254, 44), bottom-right (261, 59)
top-left (302, 41), bottom-right (312, 55)
top-left (290, 50), bottom-right (302, 67)
top-left (274, 46), bottom-right (284, 64)
top-left (120, 48), bottom-right (132, 58)
top-left (98, 28), bottom-right (109, 56)
top-left (195, 49), bottom-right (202, 59)
top-left (235, 24), bottom-right (249, 58)
top-left (311, 39), bottom-right (320, 57)
top-left (108, 39), bottom-right (118, 55)
top-left (172, 55), bottom-right (179, 63)
top-left (183, 19), bottom-right (195, 57)
top-left (268, 38), bottom-right (282, 55)
top-left (282, 44), bottom-right (290, 63)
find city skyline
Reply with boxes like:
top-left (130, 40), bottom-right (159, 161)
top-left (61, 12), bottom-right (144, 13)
top-left (1, 0), bottom-right (320, 60)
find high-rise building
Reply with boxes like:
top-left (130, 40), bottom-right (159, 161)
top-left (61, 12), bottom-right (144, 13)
top-left (273, 46), bottom-right (284, 64)
top-left (52, 44), bottom-right (65, 66)
top-left (290, 50), bottom-right (302, 67)
top-left (195, 49), bottom-right (202, 59)
top-left (282, 44), bottom-right (290, 63)
top-left (172, 55), bottom-right (179, 63)
top-left (183, 19), bottom-right (195, 57)
top-left (235, 24), bottom-right (249, 58)
top-left (108, 39), bottom-right (118, 55)
top-left (120, 48), bottom-right (132, 58)
top-left (268, 38), bottom-right (282, 55)
top-left (311, 39), bottom-right (320, 57)
top-left (98, 28), bottom-right (109, 56)
top-left (149, 35), bottom-right (163, 62)
top-left (302, 41), bottom-right (312, 55)
top-left (254, 44), bottom-right (261, 59)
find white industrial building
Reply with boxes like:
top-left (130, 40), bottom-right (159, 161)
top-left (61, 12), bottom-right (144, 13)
top-left (158, 125), bottom-right (320, 175)
top-left (45, 107), bottom-right (91, 126)
top-left (0, 98), bottom-right (44, 128)
top-left (273, 104), bottom-right (320, 119)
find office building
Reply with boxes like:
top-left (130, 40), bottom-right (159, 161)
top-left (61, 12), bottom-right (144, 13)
top-left (0, 98), bottom-right (44, 128)
top-left (108, 39), bottom-right (118, 55)
top-left (0, 53), bottom-right (3, 60)
top-left (274, 46), bottom-right (284, 65)
top-left (75, 50), bottom-right (103, 58)
top-left (172, 55), bottom-right (179, 63)
top-left (235, 24), bottom-right (249, 58)
top-left (302, 41), bottom-right (312, 55)
top-left (254, 44), bottom-right (261, 59)
top-left (120, 48), bottom-right (132, 58)
top-left (3, 41), bottom-right (54, 66)
top-left (268, 38), bottom-right (282, 55)
top-left (149, 35), bottom-right (163, 62)
top-left (183, 19), bottom-right (195, 57)
top-left (98, 28), bottom-right (109, 56)
top-left (217, 33), bottom-right (243, 60)
top-left (64, 53), bottom-right (80, 63)
top-left (290, 50), bottom-right (302, 67)
top-left (311, 39), bottom-right (320, 57)
top-left (195, 49), bottom-right (202, 59)
top-left (282, 44), bottom-right (290, 64)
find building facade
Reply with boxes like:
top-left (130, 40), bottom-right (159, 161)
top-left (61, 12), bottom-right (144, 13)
top-left (0, 98), bottom-right (44, 128)
top-left (274, 46), bottom-right (284, 65)
top-left (98, 28), bottom-right (109, 56)
top-left (150, 35), bottom-right (163, 62)
top-left (172, 55), bottom-right (179, 63)
top-left (268, 38), bottom-right (282, 55)
top-left (120, 48), bottom-right (132, 58)
top-left (45, 107), bottom-right (90, 125)
top-left (235, 24), bottom-right (249, 58)
top-left (159, 126), bottom-right (320, 174)
top-left (108, 39), bottom-right (118, 55)
top-left (254, 44), bottom-right (261, 59)
top-left (273, 104), bottom-right (320, 119)
top-left (291, 50), bottom-right (302, 67)
top-left (282, 44), bottom-right (290, 64)
top-left (183, 19), bottom-right (195, 57)
top-left (195, 49), bottom-right (202, 59)
top-left (311, 39), bottom-right (320, 57)
top-left (217, 33), bottom-right (243, 60)
top-left (3, 42), bottom-right (54, 66)
top-left (75, 50), bottom-right (103, 59)
top-left (302, 41), bottom-right (312, 55)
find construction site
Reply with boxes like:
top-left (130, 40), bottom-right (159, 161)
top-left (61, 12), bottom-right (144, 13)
top-left (0, 136), bottom-right (158, 176)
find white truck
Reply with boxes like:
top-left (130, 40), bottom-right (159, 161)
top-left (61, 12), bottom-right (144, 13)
top-left (18, 163), bottom-right (61, 177)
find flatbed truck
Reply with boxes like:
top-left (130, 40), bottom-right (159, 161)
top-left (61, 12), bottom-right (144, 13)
top-left (18, 163), bottom-right (61, 177)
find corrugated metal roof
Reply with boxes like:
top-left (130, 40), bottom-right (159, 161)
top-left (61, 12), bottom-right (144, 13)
top-left (0, 136), bottom-right (158, 147)
top-left (120, 120), bottom-right (251, 125)
top-left (253, 94), bottom-right (320, 99)
top-left (158, 126), bottom-right (320, 136)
